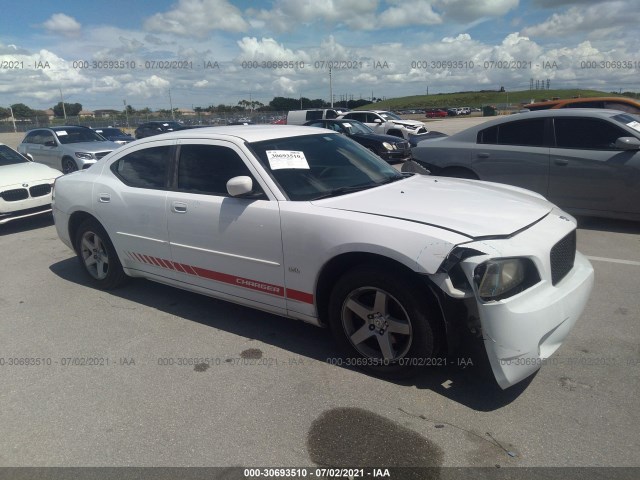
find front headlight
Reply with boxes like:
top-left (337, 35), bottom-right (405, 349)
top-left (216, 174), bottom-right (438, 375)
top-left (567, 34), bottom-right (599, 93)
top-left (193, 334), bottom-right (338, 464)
top-left (382, 142), bottom-right (396, 150)
top-left (75, 152), bottom-right (94, 160)
top-left (474, 258), bottom-right (540, 301)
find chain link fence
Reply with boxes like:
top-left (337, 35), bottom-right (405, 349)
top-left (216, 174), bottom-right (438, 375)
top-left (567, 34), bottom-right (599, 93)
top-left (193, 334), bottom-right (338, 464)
top-left (0, 111), bottom-right (289, 134)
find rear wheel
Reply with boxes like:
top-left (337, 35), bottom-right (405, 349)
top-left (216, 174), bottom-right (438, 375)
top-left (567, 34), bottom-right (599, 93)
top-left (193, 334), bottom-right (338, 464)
top-left (329, 265), bottom-right (438, 379)
top-left (75, 218), bottom-right (127, 289)
top-left (62, 157), bottom-right (78, 174)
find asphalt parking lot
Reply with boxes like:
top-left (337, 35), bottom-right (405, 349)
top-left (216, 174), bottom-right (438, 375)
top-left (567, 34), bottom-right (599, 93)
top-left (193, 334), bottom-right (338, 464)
top-left (1, 119), bottom-right (639, 477)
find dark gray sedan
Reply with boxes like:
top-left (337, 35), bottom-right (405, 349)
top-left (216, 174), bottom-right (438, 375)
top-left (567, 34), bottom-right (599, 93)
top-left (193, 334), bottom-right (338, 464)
top-left (412, 109), bottom-right (640, 221)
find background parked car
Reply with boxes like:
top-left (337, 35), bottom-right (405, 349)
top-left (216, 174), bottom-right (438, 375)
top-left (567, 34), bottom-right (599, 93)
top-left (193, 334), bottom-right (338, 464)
top-left (17, 126), bottom-right (120, 174)
top-left (91, 127), bottom-right (134, 145)
top-left (411, 109), bottom-right (640, 221)
top-left (425, 109), bottom-right (447, 118)
top-left (338, 110), bottom-right (428, 139)
top-left (0, 143), bottom-right (62, 224)
top-left (303, 119), bottom-right (411, 163)
top-left (134, 121), bottom-right (186, 139)
top-left (523, 96), bottom-right (640, 114)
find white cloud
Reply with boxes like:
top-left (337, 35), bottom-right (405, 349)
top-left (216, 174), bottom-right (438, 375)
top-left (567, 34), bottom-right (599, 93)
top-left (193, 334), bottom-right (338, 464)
top-left (250, 0), bottom-right (379, 32)
top-left (194, 79), bottom-right (209, 87)
top-left (125, 75), bottom-right (171, 97)
top-left (379, 0), bottom-right (442, 27)
top-left (522, 1), bottom-right (638, 38)
top-left (144, 0), bottom-right (249, 37)
top-left (42, 13), bottom-right (82, 37)
top-left (435, 0), bottom-right (519, 21)
top-left (236, 37), bottom-right (311, 62)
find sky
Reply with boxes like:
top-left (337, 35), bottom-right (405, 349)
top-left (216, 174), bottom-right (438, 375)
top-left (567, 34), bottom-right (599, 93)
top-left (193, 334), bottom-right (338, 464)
top-left (0, 0), bottom-right (638, 112)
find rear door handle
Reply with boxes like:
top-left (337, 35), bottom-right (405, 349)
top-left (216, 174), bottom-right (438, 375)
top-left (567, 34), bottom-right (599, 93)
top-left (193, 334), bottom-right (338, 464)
top-left (98, 193), bottom-right (111, 203)
top-left (554, 158), bottom-right (569, 166)
top-left (172, 201), bottom-right (187, 213)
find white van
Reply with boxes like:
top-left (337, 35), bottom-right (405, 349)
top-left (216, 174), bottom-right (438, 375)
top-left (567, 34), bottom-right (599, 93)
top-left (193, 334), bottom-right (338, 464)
top-left (286, 108), bottom-right (349, 125)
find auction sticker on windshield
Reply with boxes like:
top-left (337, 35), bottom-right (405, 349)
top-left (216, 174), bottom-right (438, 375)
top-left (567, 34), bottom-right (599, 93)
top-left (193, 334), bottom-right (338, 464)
top-left (626, 121), bottom-right (640, 132)
top-left (57, 131), bottom-right (68, 136)
top-left (266, 150), bottom-right (310, 170)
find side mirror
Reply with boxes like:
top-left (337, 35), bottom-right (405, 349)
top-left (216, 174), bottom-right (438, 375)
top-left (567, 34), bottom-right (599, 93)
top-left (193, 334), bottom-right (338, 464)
top-left (614, 137), bottom-right (640, 150)
top-left (227, 176), bottom-right (253, 197)
top-left (373, 118), bottom-right (383, 124)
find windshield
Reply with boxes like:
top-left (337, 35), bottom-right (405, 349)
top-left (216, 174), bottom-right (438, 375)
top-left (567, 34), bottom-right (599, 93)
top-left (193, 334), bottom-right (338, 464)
top-left (249, 133), bottom-right (404, 201)
top-left (342, 120), bottom-right (374, 135)
top-left (55, 128), bottom-right (106, 144)
top-left (612, 113), bottom-right (640, 133)
top-left (95, 128), bottom-right (125, 136)
top-left (378, 111), bottom-right (402, 121)
top-left (0, 145), bottom-right (28, 166)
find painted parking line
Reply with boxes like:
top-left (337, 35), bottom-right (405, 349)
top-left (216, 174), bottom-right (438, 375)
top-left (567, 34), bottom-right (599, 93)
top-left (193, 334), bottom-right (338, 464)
top-left (586, 256), bottom-right (640, 267)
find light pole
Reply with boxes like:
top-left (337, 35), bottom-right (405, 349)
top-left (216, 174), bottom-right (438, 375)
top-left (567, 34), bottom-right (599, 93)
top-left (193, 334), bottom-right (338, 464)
top-left (8, 106), bottom-right (17, 132)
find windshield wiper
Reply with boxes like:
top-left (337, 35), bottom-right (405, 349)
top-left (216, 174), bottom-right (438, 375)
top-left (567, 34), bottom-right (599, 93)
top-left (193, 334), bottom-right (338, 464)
top-left (311, 176), bottom-right (404, 200)
top-left (311, 183), bottom-right (378, 200)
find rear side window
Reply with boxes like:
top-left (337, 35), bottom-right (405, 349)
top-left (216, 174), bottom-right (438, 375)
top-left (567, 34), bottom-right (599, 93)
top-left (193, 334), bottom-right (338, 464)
top-left (176, 144), bottom-right (259, 197)
top-left (554, 118), bottom-right (628, 150)
top-left (111, 146), bottom-right (171, 189)
top-left (477, 119), bottom-right (545, 147)
top-left (497, 119), bottom-right (546, 147)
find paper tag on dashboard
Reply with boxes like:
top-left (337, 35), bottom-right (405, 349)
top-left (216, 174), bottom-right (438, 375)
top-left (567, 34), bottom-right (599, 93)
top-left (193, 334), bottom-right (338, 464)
top-left (266, 150), bottom-right (310, 170)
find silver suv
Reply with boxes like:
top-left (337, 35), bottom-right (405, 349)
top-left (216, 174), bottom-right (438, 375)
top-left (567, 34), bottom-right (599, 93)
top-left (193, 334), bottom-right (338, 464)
top-left (18, 126), bottom-right (120, 174)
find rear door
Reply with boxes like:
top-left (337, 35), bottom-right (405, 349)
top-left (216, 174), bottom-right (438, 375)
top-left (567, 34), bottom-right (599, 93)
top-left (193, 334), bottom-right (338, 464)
top-left (472, 118), bottom-right (551, 196)
top-left (95, 140), bottom-right (174, 275)
top-left (548, 116), bottom-right (640, 216)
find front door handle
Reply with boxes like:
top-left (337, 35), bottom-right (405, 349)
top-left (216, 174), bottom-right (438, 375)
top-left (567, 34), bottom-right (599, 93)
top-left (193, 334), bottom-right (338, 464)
top-left (554, 158), bottom-right (569, 166)
top-left (172, 202), bottom-right (187, 213)
top-left (98, 193), bottom-right (111, 203)
top-left (477, 152), bottom-right (490, 158)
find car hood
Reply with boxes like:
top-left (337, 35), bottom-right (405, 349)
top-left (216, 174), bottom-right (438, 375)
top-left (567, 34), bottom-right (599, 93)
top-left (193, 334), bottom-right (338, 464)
top-left (352, 132), bottom-right (409, 144)
top-left (1, 162), bottom-right (61, 186)
top-left (311, 175), bottom-right (553, 238)
top-left (64, 141), bottom-right (120, 151)
top-left (388, 119), bottom-right (426, 127)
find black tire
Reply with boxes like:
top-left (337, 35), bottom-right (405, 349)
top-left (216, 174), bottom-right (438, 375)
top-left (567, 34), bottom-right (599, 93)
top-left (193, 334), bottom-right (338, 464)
top-left (441, 167), bottom-right (478, 180)
top-left (328, 265), bottom-right (438, 379)
top-left (75, 218), bottom-right (127, 290)
top-left (62, 157), bottom-right (79, 174)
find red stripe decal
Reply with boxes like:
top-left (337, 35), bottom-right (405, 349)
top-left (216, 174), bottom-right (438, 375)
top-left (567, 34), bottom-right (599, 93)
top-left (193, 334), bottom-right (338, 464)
top-left (286, 289), bottom-right (314, 304)
top-left (130, 251), bottom-right (313, 304)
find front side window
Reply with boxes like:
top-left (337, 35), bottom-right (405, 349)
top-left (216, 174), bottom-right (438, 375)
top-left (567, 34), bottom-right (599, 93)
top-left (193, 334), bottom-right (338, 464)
top-left (176, 144), bottom-right (261, 197)
top-left (554, 118), bottom-right (628, 150)
top-left (111, 146), bottom-right (171, 189)
top-left (22, 131), bottom-right (41, 144)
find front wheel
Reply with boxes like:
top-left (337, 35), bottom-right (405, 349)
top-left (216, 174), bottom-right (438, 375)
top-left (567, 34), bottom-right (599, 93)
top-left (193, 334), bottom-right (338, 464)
top-left (328, 265), bottom-right (438, 379)
top-left (75, 218), bottom-right (127, 289)
top-left (62, 157), bottom-right (79, 174)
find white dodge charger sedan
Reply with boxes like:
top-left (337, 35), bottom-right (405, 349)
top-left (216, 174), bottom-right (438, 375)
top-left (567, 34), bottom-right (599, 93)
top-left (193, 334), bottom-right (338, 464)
top-left (52, 126), bottom-right (594, 388)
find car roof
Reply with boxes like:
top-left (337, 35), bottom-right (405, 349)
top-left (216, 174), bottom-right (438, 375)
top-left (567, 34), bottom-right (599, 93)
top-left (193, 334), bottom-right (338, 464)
top-left (24, 125), bottom-right (89, 133)
top-left (135, 125), bottom-right (335, 143)
top-left (448, 109), bottom-right (633, 140)
top-left (524, 97), bottom-right (640, 108)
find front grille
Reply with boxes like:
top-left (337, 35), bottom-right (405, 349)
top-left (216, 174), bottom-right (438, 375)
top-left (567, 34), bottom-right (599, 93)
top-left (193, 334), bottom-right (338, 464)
top-left (29, 184), bottom-right (51, 197)
top-left (94, 151), bottom-right (112, 160)
top-left (397, 141), bottom-right (410, 151)
top-left (0, 188), bottom-right (29, 202)
top-left (550, 230), bottom-right (576, 285)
